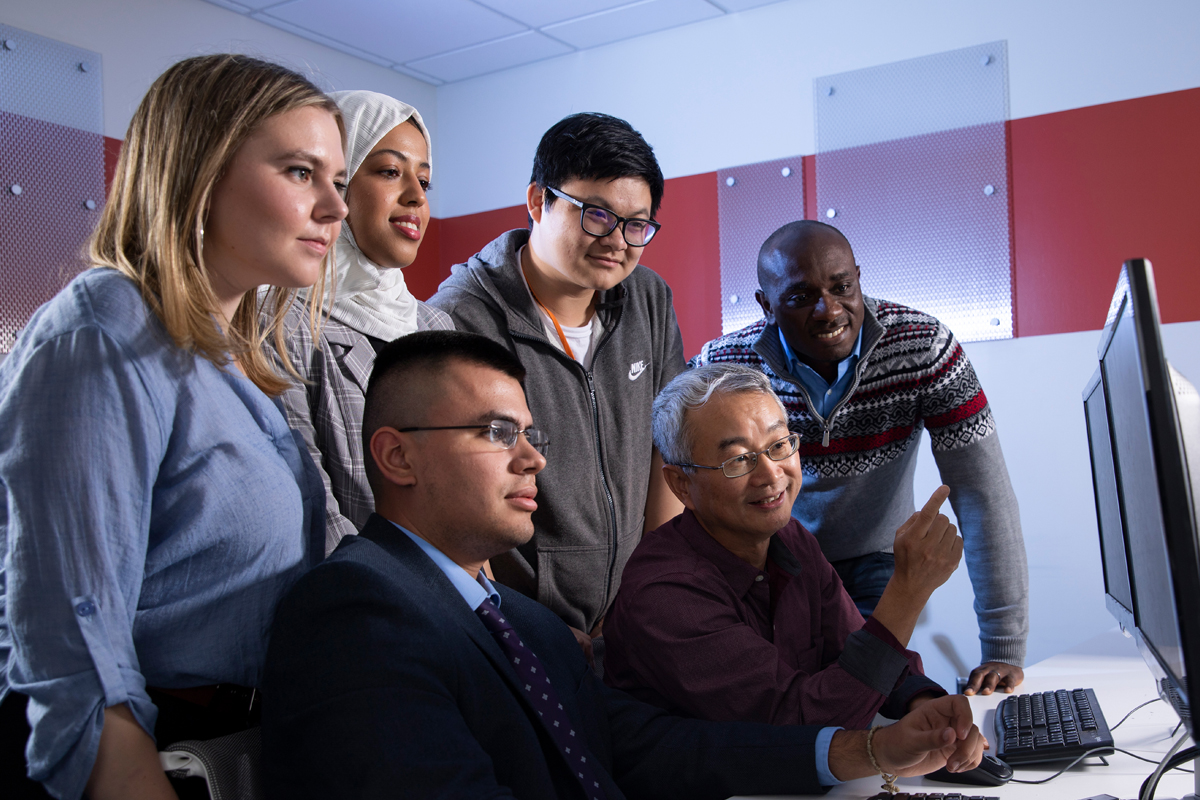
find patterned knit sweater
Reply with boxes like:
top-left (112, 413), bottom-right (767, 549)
top-left (692, 297), bottom-right (1028, 666)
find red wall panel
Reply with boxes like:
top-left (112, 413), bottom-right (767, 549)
top-left (403, 216), bottom-right (442, 301)
top-left (1011, 87), bottom-right (1200, 336)
top-left (438, 204), bottom-right (530, 278)
top-left (641, 171), bottom-right (722, 359)
top-left (104, 135), bottom-right (121, 192)
top-left (803, 154), bottom-right (817, 222)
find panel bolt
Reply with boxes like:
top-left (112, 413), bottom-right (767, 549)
top-left (981, 54), bottom-right (993, 66)
top-left (825, 208), bottom-right (836, 218)
top-left (825, 86), bottom-right (835, 97)
top-left (990, 318), bottom-right (1001, 326)
top-left (9, 184), bottom-right (22, 195)
top-left (84, 199), bottom-right (97, 210)
top-left (781, 166), bottom-right (791, 177)
top-left (78, 62), bottom-right (90, 73)
top-left (3, 40), bottom-right (15, 51)
top-left (730, 294), bottom-right (739, 305)
top-left (983, 184), bottom-right (995, 196)
top-left (725, 176), bottom-right (736, 187)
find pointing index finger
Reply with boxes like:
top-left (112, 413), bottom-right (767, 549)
top-left (912, 485), bottom-right (950, 532)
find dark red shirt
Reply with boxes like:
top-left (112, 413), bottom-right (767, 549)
top-left (603, 510), bottom-right (944, 728)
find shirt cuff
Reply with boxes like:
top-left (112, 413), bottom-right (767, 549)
top-left (816, 726), bottom-right (843, 786)
top-left (980, 636), bottom-right (1027, 667)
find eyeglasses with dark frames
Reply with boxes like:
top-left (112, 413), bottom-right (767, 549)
top-left (545, 186), bottom-right (661, 247)
top-left (671, 433), bottom-right (800, 478)
top-left (396, 419), bottom-right (550, 455)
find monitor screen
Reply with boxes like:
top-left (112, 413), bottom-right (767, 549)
top-left (1090, 258), bottom-right (1200, 728)
top-left (1083, 367), bottom-right (1135, 630)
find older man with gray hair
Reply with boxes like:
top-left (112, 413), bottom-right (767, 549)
top-left (603, 364), bottom-right (959, 731)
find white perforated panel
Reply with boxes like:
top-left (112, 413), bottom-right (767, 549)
top-left (815, 42), bottom-right (1012, 343)
top-left (0, 25), bottom-right (102, 134)
top-left (0, 26), bottom-right (104, 353)
top-left (717, 157), bottom-right (805, 334)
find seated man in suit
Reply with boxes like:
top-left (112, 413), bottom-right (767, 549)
top-left (604, 364), bottom-right (959, 730)
top-left (262, 330), bottom-right (986, 799)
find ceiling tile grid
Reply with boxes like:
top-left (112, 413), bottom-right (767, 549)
top-left (201, 0), bottom-right (787, 85)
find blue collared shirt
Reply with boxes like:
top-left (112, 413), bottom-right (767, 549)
top-left (779, 327), bottom-right (863, 419)
top-left (394, 523), bottom-right (500, 610)
top-left (393, 521), bottom-right (841, 786)
top-left (0, 269), bottom-right (324, 800)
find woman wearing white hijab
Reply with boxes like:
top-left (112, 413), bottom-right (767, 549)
top-left (274, 90), bottom-right (451, 555)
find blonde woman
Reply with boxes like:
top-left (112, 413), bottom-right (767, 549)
top-left (274, 90), bottom-right (451, 555)
top-left (0, 55), bottom-right (346, 799)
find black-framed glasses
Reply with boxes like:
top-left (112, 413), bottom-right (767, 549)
top-left (546, 186), bottom-right (661, 247)
top-left (396, 419), bottom-right (550, 455)
top-left (672, 433), bottom-right (800, 478)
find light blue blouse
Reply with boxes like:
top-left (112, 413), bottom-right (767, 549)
top-left (0, 269), bottom-right (324, 800)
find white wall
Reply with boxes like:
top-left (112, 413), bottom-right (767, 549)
top-left (1, 0), bottom-right (438, 145)
top-left (907, 320), bottom-right (1200, 690)
top-left (434, 0), bottom-right (1200, 218)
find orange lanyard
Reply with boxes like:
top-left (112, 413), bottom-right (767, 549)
top-left (527, 286), bottom-right (576, 360)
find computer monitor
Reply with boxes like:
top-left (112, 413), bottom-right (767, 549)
top-left (1085, 258), bottom-right (1200, 735)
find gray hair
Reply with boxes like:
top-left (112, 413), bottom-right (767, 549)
top-left (652, 364), bottom-right (786, 469)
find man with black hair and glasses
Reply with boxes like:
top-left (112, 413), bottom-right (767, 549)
top-left (429, 113), bottom-right (686, 664)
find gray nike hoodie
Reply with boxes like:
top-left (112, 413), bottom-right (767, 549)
top-left (428, 229), bottom-right (686, 631)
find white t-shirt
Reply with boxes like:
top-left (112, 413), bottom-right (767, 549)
top-left (518, 248), bottom-right (603, 369)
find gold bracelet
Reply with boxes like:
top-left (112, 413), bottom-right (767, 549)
top-left (865, 724), bottom-right (900, 795)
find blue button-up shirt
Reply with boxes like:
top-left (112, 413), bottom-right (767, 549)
top-left (393, 520), bottom-right (841, 785)
top-left (394, 522), bottom-right (501, 610)
top-left (779, 327), bottom-right (863, 419)
top-left (0, 269), bottom-right (324, 800)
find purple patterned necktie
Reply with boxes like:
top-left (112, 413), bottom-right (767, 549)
top-left (475, 598), bottom-right (608, 800)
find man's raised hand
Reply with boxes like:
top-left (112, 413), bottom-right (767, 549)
top-left (870, 485), bottom-right (963, 645)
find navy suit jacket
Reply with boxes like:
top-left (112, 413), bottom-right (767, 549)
top-left (262, 514), bottom-right (828, 799)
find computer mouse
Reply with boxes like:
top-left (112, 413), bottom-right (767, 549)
top-left (924, 753), bottom-right (1013, 787)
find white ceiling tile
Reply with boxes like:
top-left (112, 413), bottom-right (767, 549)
top-left (201, 0), bottom-right (256, 13)
top-left (228, 0), bottom-right (292, 10)
top-left (406, 30), bottom-right (572, 83)
top-left (392, 63), bottom-right (445, 86)
top-left (705, 0), bottom-right (787, 12)
top-left (470, 0), bottom-right (637, 28)
top-left (261, 0), bottom-right (528, 63)
top-left (542, 0), bottom-right (722, 50)
top-left (247, 11), bottom-right (397, 68)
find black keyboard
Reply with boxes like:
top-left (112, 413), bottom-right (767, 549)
top-left (866, 794), bottom-right (999, 799)
top-left (993, 687), bottom-right (1114, 764)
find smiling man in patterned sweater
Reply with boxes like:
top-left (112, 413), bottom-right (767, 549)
top-left (691, 220), bottom-right (1028, 696)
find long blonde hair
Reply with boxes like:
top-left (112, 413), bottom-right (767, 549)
top-left (89, 54), bottom-right (342, 395)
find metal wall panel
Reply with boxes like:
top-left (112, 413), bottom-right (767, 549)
top-left (0, 26), bottom-right (104, 353)
top-left (814, 42), bottom-right (1013, 343)
top-left (717, 156), bottom-right (804, 334)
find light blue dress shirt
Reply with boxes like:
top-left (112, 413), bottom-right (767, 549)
top-left (394, 522), bottom-right (501, 610)
top-left (779, 327), bottom-right (864, 419)
top-left (392, 521), bottom-right (841, 786)
top-left (0, 269), bottom-right (324, 800)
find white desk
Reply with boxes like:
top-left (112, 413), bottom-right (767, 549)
top-left (735, 628), bottom-right (1196, 800)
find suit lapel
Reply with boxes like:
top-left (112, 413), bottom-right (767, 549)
top-left (357, 516), bottom-right (572, 752)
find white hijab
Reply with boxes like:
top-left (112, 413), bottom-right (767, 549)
top-left (309, 90), bottom-right (432, 341)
